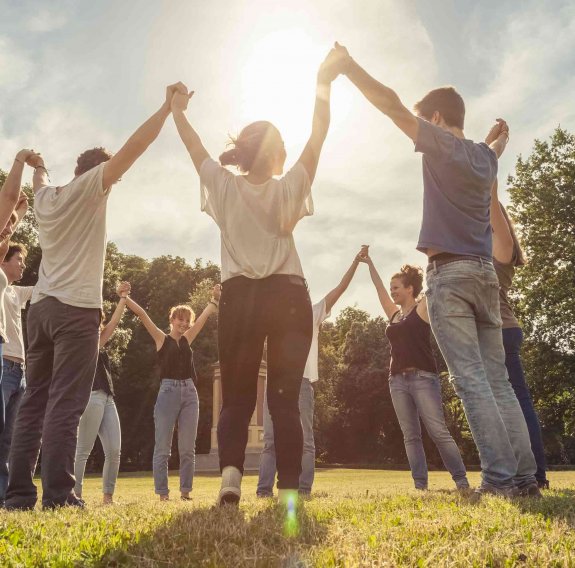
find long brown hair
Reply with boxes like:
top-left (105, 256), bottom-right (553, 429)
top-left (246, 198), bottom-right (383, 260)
top-left (500, 203), bottom-right (526, 266)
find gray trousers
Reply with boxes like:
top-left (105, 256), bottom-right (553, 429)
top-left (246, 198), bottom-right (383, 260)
top-left (5, 297), bottom-right (100, 508)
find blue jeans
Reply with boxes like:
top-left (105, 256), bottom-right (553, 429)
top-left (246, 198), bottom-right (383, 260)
top-left (0, 359), bottom-right (25, 501)
top-left (503, 327), bottom-right (547, 484)
top-left (426, 260), bottom-right (536, 489)
top-left (153, 379), bottom-right (199, 496)
top-left (389, 370), bottom-right (468, 489)
top-left (257, 377), bottom-right (315, 495)
top-left (74, 390), bottom-right (121, 496)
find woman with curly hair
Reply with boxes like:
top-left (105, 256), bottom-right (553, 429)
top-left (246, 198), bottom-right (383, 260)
top-left (360, 250), bottom-right (469, 491)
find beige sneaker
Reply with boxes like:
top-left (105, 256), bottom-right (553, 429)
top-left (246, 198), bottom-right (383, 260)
top-left (218, 466), bottom-right (242, 506)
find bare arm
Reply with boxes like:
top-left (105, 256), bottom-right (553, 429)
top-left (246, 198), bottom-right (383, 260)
top-left (102, 83), bottom-right (187, 189)
top-left (183, 285), bottom-right (221, 345)
top-left (100, 298), bottom-right (127, 347)
top-left (490, 180), bottom-right (514, 264)
top-left (335, 43), bottom-right (419, 142)
top-left (485, 118), bottom-right (509, 159)
top-left (324, 254), bottom-right (361, 313)
top-left (171, 92), bottom-right (211, 174)
top-left (415, 295), bottom-right (430, 324)
top-left (125, 297), bottom-right (165, 349)
top-left (362, 255), bottom-right (397, 320)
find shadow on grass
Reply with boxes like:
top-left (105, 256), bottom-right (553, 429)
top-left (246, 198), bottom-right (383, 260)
top-left (99, 502), bottom-right (328, 567)
top-left (513, 488), bottom-right (575, 526)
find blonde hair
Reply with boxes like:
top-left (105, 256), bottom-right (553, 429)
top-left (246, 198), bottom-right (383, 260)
top-left (169, 305), bottom-right (196, 323)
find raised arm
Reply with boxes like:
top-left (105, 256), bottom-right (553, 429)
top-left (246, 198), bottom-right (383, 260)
top-left (335, 43), bottom-right (419, 142)
top-left (184, 284), bottom-right (220, 345)
top-left (125, 296), bottom-right (165, 350)
top-left (323, 250), bottom-right (362, 313)
top-left (490, 179), bottom-right (514, 264)
top-left (171, 90), bottom-right (211, 174)
top-left (360, 254), bottom-right (398, 320)
top-left (102, 83), bottom-right (188, 189)
top-left (485, 118), bottom-right (509, 159)
top-left (100, 282), bottom-right (131, 347)
top-left (1, 150), bottom-right (39, 231)
top-left (295, 49), bottom-right (342, 183)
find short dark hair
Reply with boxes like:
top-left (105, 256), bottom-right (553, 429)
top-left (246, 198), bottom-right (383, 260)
top-left (75, 147), bottom-right (113, 176)
top-left (5, 242), bottom-right (28, 262)
top-left (414, 86), bottom-right (465, 129)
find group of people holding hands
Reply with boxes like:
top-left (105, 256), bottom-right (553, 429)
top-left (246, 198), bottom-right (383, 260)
top-left (0, 41), bottom-right (546, 511)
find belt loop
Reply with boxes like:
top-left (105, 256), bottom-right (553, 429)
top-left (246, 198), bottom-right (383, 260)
top-left (433, 260), bottom-right (438, 273)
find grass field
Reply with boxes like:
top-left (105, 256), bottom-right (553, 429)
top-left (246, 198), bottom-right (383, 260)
top-left (2, 469), bottom-right (575, 567)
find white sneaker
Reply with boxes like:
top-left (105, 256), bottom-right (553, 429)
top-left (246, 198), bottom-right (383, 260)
top-left (217, 466), bottom-right (242, 506)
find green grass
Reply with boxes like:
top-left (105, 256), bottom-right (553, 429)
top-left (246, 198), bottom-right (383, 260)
top-left (2, 469), bottom-right (575, 567)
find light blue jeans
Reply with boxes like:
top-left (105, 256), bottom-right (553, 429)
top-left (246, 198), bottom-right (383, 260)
top-left (426, 259), bottom-right (536, 489)
top-left (257, 377), bottom-right (315, 495)
top-left (74, 390), bottom-right (121, 496)
top-left (0, 359), bottom-right (25, 501)
top-left (390, 370), bottom-right (468, 489)
top-left (153, 379), bottom-right (199, 496)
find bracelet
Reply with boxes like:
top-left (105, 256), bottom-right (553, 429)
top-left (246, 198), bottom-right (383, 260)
top-left (209, 300), bottom-right (219, 309)
top-left (35, 165), bottom-right (48, 172)
top-left (14, 158), bottom-right (24, 165)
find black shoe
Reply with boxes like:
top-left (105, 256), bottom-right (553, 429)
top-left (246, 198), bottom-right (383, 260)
top-left (4, 499), bottom-right (36, 511)
top-left (43, 495), bottom-right (86, 510)
top-left (475, 483), bottom-right (519, 499)
top-left (517, 483), bottom-right (543, 499)
top-left (537, 479), bottom-right (550, 490)
top-left (181, 496), bottom-right (192, 501)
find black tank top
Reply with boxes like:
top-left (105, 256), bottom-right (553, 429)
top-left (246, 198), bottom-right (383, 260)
top-left (385, 308), bottom-right (437, 375)
top-left (92, 350), bottom-right (114, 396)
top-left (157, 335), bottom-right (198, 382)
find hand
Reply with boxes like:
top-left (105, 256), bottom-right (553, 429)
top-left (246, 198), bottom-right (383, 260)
top-left (485, 118), bottom-right (509, 145)
top-left (27, 152), bottom-right (44, 168)
top-left (164, 82), bottom-right (189, 110)
top-left (171, 90), bottom-right (194, 113)
top-left (318, 44), bottom-right (352, 83)
top-left (116, 281), bottom-right (131, 298)
top-left (211, 284), bottom-right (221, 302)
top-left (356, 244), bottom-right (370, 263)
top-left (15, 149), bottom-right (40, 166)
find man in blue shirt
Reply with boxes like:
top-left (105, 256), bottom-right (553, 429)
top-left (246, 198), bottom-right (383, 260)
top-left (333, 42), bottom-right (538, 497)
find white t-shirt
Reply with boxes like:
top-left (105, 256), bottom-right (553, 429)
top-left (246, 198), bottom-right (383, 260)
top-left (200, 158), bottom-right (313, 282)
top-left (303, 298), bottom-right (330, 383)
top-left (32, 163), bottom-right (110, 308)
top-left (2, 284), bottom-right (34, 360)
top-left (0, 269), bottom-right (8, 342)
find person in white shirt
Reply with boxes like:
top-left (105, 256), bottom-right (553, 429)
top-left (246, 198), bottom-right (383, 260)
top-left (257, 249), bottom-right (364, 497)
top-left (0, 243), bottom-right (33, 505)
top-left (0, 151), bottom-right (39, 436)
top-left (170, 47), bottom-right (349, 506)
top-left (5, 83), bottom-right (188, 511)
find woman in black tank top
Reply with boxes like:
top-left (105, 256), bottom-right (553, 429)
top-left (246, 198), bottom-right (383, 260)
top-left (359, 250), bottom-right (469, 491)
top-left (75, 282), bottom-right (130, 505)
top-left (126, 284), bottom-right (220, 501)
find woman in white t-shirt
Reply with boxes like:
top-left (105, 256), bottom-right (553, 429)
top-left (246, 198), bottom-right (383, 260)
top-left (170, 48), bottom-right (347, 506)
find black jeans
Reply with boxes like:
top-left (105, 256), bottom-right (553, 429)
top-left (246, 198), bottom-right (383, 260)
top-left (217, 275), bottom-right (312, 489)
top-left (5, 297), bottom-right (100, 508)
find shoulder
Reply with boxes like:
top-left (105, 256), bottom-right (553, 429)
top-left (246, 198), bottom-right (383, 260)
top-left (313, 298), bottom-right (329, 325)
top-left (200, 158), bottom-right (234, 183)
top-left (282, 162), bottom-right (310, 185)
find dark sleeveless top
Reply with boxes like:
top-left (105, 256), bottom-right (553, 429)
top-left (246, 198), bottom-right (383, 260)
top-left (385, 308), bottom-right (437, 375)
top-left (92, 350), bottom-right (114, 396)
top-left (157, 335), bottom-right (198, 383)
top-left (493, 246), bottom-right (520, 329)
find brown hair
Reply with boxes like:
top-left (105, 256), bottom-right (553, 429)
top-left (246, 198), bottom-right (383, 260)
top-left (4, 242), bottom-right (28, 262)
top-left (500, 203), bottom-right (527, 266)
top-left (169, 305), bottom-right (196, 323)
top-left (392, 265), bottom-right (424, 298)
top-left (414, 86), bottom-right (465, 129)
top-left (75, 147), bottom-right (113, 176)
top-left (219, 121), bottom-right (282, 173)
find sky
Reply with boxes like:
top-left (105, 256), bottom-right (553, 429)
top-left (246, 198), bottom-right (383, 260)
top-left (1, 0), bottom-right (574, 319)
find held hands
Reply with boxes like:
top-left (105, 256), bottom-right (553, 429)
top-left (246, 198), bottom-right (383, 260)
top-left (116, 281), bottom-right (131, 298)
top-left (15, 149), bottom-right (43, 167)
top-left (164, 82), bottom-right (190, 112)
top-left (356, 244), bottom-right (371, 264)
top-left (485, 118), bottom-right (510, 145)
top-left (318, 42), bottom-right (353, 84)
